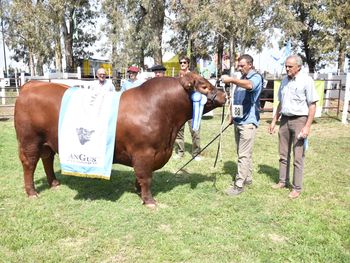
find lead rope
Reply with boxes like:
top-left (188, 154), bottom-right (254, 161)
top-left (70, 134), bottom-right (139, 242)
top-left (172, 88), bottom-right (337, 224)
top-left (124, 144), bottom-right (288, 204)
top-left (213, 82), bottom-right (230, 168)
top-left (172, 122), bottom-right (232, 178)
top-left (211, 83), bottom-right (234, 189)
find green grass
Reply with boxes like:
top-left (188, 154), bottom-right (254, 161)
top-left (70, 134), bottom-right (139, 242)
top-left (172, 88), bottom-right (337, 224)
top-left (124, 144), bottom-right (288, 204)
top-left (0, 112), bottom-right (349, 262)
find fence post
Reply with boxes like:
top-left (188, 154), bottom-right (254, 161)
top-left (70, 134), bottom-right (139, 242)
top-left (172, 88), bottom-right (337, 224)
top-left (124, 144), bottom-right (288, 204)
top-left (15, 68), bottom-right (19, 95)
top-left (324, 73), bottom-right (332, 113)
top-left (0, 68), bottom-right (5, 105)
top-left (20, 72), bottom-right (25, 86)
top-left (341, 73), bottom-right (350, 124)
top-left (77, 66), bottom-right (81, 79)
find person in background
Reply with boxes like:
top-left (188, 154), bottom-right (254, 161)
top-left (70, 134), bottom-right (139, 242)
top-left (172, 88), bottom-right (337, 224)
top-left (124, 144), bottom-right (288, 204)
top-left (120, 66), bottom-right (143, 92)
top-left (150, 64), bottom-right (166, 77)
top-left (268, 55), bottom-right (319, 199)
top-left (91, 68), bottom-right (115, 92)
top-left (174, 55), bottom-right (202, 161)
top-left (221, 54), bottom-right (263, 196)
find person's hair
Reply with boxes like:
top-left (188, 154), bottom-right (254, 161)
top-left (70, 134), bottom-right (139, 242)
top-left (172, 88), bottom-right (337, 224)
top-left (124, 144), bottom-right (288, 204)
top-left (179, 56), bottom-right (190, 64)
top-left (287, 55), bottom-right (303, 67)
top-left (238, 54), bottom-right (254, 65)
top-left (97, 68), bottom-right (106, 75)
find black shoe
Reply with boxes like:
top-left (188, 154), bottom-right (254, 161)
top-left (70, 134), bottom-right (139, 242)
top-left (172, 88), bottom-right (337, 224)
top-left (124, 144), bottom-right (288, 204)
top-left (231, 180), bottom-right (252, 186)
top-left (244, 180), bottom-right (252, 186)
top-left (226, 186), bottom-right (244, 196)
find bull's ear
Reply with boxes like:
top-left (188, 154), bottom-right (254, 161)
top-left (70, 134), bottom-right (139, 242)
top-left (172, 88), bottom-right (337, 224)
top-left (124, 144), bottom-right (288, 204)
top-left (195, 78), bottom-right (211, 95)
top-left (179, 73), bottom-right (195, 91)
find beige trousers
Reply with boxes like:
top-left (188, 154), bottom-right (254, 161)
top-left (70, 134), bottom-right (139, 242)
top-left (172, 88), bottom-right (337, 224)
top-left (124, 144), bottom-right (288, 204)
top-left (234, 124), bottom-right (257, 188)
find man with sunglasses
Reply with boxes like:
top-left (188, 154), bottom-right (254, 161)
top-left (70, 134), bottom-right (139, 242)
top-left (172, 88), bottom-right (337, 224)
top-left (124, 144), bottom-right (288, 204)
top-left (91, 67), bottom-right (115, 92)
top-left (174, 56), bottom-right (202, 161)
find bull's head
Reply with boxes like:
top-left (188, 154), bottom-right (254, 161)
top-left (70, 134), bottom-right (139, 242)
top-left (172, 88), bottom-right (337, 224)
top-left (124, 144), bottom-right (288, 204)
top-left (180, 72), bottom-right (227, 109)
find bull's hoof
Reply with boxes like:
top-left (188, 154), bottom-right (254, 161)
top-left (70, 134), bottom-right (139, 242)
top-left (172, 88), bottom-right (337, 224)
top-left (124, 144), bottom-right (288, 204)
top-left (144, 203), bottom-right (157, 209)
top-left (27, 191), bottom-right (39, 198)
top-left (50, 180), bottom-right (60, 189)
top-left (25, 187), bottom-right (39, 198)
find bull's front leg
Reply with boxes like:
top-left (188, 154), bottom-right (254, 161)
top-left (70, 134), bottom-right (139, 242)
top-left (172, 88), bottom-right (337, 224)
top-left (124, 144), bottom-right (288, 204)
top-left (133, 164), bottom-right (156, 208)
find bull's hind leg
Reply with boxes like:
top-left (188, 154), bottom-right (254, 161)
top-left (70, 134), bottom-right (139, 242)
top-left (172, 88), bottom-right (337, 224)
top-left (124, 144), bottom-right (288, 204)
top-left (133, 162), bottom-right (156, 208)
top-left (41, 146), bottom-right (60, 189)
top-left (18, 143), bottom-right (40, 197)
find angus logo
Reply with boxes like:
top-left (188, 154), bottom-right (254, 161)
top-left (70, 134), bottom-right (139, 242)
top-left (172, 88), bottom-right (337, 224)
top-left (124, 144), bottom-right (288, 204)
top-left (76, 127), bottom-right (95, 145)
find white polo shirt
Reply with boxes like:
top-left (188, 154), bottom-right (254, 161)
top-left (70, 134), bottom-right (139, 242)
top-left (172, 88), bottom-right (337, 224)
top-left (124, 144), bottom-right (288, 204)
top-left (91, 79), bottom-right (115, 92)
top-left (278, 72), bottom-right (319, 116)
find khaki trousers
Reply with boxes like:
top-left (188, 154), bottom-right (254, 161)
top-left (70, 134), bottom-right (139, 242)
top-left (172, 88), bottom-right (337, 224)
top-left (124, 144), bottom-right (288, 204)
top-left (234, 124), bottom-right (257, 188)
top-left (278, 116), bottom-right (307, 192)
top-left (175, 119), bottom-right (201, 157)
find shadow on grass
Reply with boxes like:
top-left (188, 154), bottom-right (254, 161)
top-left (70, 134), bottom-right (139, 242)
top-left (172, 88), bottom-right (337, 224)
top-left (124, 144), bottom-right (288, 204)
top-left (258, 164), bottom-right (279, 183)
top-left (222, 161), bottom-right (237, 182)
top-left (34, 168), bottom-right (213, 202)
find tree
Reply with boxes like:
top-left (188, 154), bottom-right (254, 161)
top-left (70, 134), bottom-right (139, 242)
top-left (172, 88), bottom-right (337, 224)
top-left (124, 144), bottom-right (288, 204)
top-left (270, 0), bottom-right (350, 73)
top-left (102, 0), bottom-right (166, 69)
top-left (4, 0), bottom-right (54, 75)
top-left (168, 0), bottom-right (271, 74)
top-left (317, 0), bottom-right (350, 73)
top-left (57, 0), bottom-right (97, 72)
top-left (168, 0), bottom-right (214, 71)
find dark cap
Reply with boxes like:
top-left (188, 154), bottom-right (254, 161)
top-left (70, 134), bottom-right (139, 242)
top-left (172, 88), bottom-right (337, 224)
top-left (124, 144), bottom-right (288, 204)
top-left (150, 65), bottom-right (166, 72)
top-left (127, 66), bottom-right (139, 73)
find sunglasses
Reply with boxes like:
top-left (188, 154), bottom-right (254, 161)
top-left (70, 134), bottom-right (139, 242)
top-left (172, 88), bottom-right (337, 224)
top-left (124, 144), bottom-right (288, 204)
top-left (179, 61), bottom-right (188, 64)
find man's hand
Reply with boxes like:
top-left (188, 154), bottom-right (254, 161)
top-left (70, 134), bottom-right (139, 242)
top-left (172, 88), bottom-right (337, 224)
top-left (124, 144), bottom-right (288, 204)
top-left (268, 121), bottom-right (276, 134)
top-left (221, 75), bottom-right (231, 84)
top-left (299, 126), bottom-right (310, 139)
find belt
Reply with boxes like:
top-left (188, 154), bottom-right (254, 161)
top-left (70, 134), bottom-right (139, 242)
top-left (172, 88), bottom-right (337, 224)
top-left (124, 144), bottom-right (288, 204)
top-left (281, 115), bottom-right (307, 119)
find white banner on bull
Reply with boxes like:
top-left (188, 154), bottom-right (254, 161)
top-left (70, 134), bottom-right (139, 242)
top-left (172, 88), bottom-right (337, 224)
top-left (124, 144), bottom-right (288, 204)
top-left (58, 87), bottom-right (121, 179)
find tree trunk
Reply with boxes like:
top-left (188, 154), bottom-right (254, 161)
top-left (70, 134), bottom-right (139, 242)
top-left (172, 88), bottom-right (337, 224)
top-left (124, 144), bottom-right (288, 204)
top-left (35, 55), bottom-right (44, 76)
top-left (337, 40), bottom-right (345, 74)
top-left (61, 8), bottom-right (75, 72)
top-left (54, 36), bottom-right (63, 73)
top-left (151, 0), bottom-right (165, 64)
top-left (217, 34), bottom-right (224, 76)
top-left (229, 36), bottom-right (236, 73)
top-left (29, 51), bottom-right (35, 76)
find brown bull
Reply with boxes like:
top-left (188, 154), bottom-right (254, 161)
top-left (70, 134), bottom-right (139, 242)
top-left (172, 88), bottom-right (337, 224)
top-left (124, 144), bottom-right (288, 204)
top-left (14, 73), bottom-right (226, 207)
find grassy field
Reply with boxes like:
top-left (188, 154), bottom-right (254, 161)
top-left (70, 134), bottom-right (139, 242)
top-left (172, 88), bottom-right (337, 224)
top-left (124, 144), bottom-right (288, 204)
top-left (0, 112), bottom-right (349, 263)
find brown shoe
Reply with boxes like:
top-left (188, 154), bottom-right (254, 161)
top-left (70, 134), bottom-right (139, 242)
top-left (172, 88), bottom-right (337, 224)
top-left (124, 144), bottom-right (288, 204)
top-left (272, 182), bottom-right (286, 189)
top-left (288, 190), bottom-right (301, 199)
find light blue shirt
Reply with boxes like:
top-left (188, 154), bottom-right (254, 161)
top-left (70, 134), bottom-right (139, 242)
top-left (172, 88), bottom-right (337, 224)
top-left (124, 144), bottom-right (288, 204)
top-left (120, 79), bottom-right (144, 92)
top-left (233, 70), bottom-right (263, 127)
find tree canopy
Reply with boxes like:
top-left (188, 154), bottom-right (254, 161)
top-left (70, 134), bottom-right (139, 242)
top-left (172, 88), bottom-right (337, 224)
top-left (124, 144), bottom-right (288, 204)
top-left (1, 0), bottom-right (349, 74)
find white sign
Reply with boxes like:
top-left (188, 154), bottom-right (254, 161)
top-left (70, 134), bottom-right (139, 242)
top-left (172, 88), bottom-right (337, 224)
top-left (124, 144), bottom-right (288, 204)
top-left (0, 78), bottom-right (10, 87)
top-left (232, 104), bottom-right (243, 118)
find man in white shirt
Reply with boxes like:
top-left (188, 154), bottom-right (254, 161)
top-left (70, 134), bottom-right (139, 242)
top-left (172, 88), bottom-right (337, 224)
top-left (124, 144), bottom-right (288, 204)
top-left (91, 68), bottom-right (115, 92)
top-left (268, 55), bottom-right (319, 199)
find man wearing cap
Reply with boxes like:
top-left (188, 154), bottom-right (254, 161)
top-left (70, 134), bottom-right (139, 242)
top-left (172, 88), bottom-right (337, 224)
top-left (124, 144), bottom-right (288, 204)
top-left (91, 68), bottom-right (115, 92)
top-left (150, 64), bottom-right (166, 77)
top-left (120, 66), bottom-right (144, 92)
